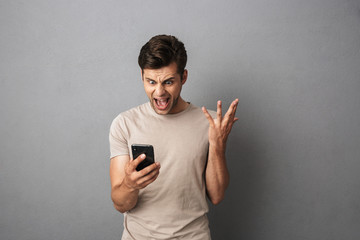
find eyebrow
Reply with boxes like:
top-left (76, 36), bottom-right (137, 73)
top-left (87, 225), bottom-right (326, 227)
top-left (145, 77), bottom-right (175, 82)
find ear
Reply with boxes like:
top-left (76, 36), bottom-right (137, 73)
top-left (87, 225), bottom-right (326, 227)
top-left (181, 69), bottom-right (188, 85)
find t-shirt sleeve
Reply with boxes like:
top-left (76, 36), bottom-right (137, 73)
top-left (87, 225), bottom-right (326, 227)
top-left (109, 115), bottom-right (130, 159)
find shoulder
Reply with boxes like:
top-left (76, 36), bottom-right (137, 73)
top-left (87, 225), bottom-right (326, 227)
top-left (183, 103), bottom-right (216, 124)
top-left (110, 103), bottom-right (150, 130)
top-left (113, 103), bottom-right (149, 121)
top-left (189, 103), bottom-right (216, 118)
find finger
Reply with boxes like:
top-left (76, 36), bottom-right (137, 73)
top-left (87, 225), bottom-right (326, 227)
top-left (139, 170), bottom-right (160, 188)
top-left (137, 164), bottom-right (160, 185)
top-left (131, 154), bottom-right (146, 171)
top-left (225, 99), bottom-right (239, 120)
top-left (138, 170), bottom-right (159, 185)
top-left (226, 116), bottom-right (239, 133)
top-left (228, 117), bottom-right (239, 130)
top-left (138, 162), bottom-right (161, 177)
top-left (217, 100), bottom-right (222, 122)
top-left (202, 106), bottom-right (215, 127)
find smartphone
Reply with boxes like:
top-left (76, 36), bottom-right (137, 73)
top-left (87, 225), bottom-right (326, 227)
top-left (131, 144), bottom-right (155, 171)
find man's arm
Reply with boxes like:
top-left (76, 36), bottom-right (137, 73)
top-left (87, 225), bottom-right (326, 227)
top-left (202, 99), bottom-right (239, 205)
top-left (110, 154), bottom-right (161, 213)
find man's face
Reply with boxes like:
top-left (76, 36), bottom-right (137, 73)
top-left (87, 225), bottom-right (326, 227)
top-left (142, 62), bottom-right (187, 115)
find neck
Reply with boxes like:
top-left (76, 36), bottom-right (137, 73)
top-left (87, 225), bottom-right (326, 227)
top-left (170, 97), bottom-right (189, 114)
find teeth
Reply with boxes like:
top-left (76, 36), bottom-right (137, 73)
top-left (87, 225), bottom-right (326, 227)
top-left (157, 99), bottom-right (167, 106)
top-left (155, 98), bottom-right (168, 107)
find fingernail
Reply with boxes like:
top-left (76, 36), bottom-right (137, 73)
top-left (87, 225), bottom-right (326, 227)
top-left (141, 154), bottom-right (146, 159)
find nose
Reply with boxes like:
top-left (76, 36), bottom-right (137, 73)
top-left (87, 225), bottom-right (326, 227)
top-left (155, 84), bottom-right (166, 96)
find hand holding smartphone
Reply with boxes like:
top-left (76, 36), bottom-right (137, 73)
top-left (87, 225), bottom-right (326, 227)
top-left (131, 144), bottom-right (155, 171)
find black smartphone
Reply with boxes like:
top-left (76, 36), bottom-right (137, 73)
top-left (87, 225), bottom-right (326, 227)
top-left (131, 144), bottom-right (155, 171)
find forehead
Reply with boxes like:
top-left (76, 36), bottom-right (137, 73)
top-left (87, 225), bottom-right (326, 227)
top-left (143, 62), bottom-right (179, 79)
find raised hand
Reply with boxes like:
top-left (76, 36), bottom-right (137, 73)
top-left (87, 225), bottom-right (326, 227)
top-left (202, 99), bottom-right (239, 149)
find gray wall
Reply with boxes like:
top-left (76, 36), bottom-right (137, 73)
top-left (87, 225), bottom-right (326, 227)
top-left (1, 0), bottom-right (359, 239)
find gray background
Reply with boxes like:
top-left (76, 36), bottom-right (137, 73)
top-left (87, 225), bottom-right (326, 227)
top-left (1, 0), bottom-right (359, 239)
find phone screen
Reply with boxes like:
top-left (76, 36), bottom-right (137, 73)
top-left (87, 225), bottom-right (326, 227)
top-left (131, 144), bottom-right (155, 171)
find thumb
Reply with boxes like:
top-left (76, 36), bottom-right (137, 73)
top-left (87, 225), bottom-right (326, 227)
top-left (131, 154), bottom-right (146, 170)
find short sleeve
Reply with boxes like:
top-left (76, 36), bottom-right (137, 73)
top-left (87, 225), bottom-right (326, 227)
top-left (109, 114), bottom-right (130, 159)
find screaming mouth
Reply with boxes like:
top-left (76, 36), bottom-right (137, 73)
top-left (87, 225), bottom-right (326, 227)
top-left (154, 98), bottom-right (170, 110)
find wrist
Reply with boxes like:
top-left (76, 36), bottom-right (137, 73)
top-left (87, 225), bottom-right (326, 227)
top-left (122, 179), bottom-right (138, 193)
top-left (209, 142), bottom-right (226, 157)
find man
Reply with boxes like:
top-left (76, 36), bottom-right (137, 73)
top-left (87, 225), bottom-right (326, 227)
top-left (109, 35), bottom-right (238, 239)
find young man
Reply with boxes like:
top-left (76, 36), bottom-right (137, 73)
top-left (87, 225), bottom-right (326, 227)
top-left (109, 35), bottom-right (238, 239)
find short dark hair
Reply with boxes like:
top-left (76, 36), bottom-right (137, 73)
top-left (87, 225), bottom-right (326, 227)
top-left (138, 35), bottom-right (187, 75)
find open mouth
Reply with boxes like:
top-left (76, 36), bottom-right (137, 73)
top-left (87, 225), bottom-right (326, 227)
top-left (154, 98), bottom-right (170, 110)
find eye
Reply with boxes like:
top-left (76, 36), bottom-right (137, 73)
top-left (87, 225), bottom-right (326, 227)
top-left (148, 80), bottom-right (156, 85)
top-left (164, 80), bottom-right (173, 85)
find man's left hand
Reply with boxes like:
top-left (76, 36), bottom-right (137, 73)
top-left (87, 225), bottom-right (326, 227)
top-left (202, 99), bottom-right (239, 150)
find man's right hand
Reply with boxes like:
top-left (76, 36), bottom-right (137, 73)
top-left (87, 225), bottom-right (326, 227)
top-left (123, 154), bottom-right (161, 191)
top-left (110, 154), bottom-right (161, 213)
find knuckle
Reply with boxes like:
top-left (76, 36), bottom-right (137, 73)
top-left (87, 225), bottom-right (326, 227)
top-left (130, 175), bottom-right (136, 182)
top-left (141, 167), bottom-right (151, 175)
top-left (126, 168), bottom-right (134, 175)
top-left (151, 170), bottom-right (158, 177)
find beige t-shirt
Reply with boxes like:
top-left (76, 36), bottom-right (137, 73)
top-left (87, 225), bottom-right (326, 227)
top-left (109, 102), bottom-right (214, 240)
